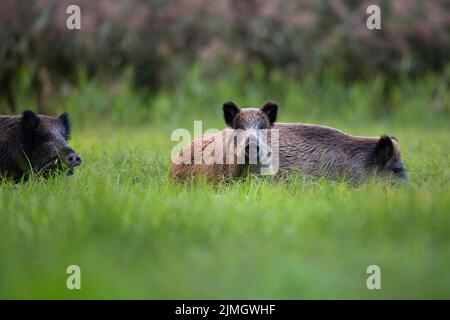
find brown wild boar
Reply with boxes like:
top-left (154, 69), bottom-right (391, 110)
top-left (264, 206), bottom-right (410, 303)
top-left (171, 102), bottom-right (408, 184)
top-left (170, 101), bottom-right (278, 182)
top-left (0, 110), bottom-right (82, 181)
top-left (275, 123), bottom-right (409, 183)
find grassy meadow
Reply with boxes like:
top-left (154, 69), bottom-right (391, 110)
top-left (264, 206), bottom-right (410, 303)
top-left (0, 67), bottom-right (449, 299)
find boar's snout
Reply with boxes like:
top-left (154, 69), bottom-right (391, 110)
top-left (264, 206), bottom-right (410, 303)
top-left (392, 164), bottom-right (410, 182)
top-left (65, 151), bottom-right (82, 168)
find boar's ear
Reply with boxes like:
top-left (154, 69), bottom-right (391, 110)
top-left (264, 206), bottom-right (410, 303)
top-left (22, 110), bottom-right (40, 131)
top-left (374, 135), bottom-right (394, 165)
top-left (261, 101), bottom-right (278, 124)
top-left (223, 101), bottom-right (240, 127)
top-left (59, 112), bottom-right (71, 139)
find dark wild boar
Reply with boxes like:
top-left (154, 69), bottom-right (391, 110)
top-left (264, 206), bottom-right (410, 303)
top-left (0, 110), bottom-right (82, 181)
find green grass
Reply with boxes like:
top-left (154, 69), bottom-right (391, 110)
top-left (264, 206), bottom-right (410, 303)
top-left (0, 67), bottom-right (449, 299)
top-left (0, 122), bottom-right (449, 299)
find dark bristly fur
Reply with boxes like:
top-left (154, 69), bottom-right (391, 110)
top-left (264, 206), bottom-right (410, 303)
top-left (0, 110), bottom-right (81, 181)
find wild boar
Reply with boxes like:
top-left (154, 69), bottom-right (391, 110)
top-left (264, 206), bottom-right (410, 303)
top-left (170, 101), bottom-right (278, 182)
top-left (0, 110), bottom-right (82, 181)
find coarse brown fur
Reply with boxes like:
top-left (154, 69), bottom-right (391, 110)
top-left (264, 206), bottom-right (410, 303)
top-left (170, 101), bottom-right (408, 184)
top-left (0, 110), bottom-right (82, 181)
top-left (170, 101), bottom-right (278, 182)
top-left (171, 130), bottom-right (247, 183)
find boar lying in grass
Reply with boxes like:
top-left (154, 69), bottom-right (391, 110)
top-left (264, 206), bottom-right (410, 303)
top-left (275, 123), bottom-right (409, 184)
top-left (171, 101), bottom-right (408, 184)
top-left (0, 110), bottom-right (82, 181)
top-left (171, 101), bottom-right (278, 182)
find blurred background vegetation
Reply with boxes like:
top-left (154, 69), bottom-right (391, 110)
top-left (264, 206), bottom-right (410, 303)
top-left (0, 0), bottom-right (449, 126)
